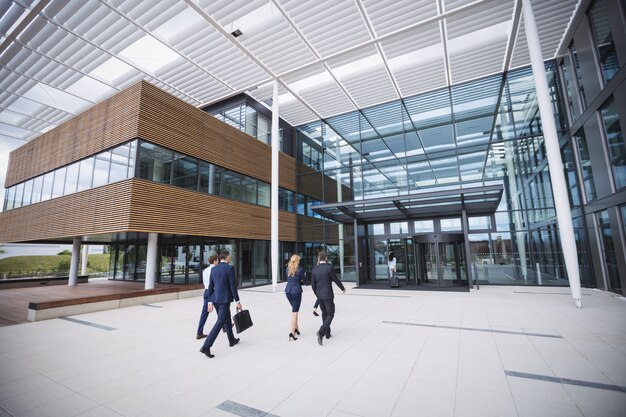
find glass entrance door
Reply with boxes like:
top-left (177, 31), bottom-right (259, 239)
top-left (414, 234), bottom-right (467, 287)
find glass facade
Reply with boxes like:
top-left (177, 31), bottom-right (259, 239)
top-left (296, 63), bottom-right (583, 287)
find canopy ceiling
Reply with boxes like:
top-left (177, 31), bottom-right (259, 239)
top-left (0, 0), bottom-right (579, 145)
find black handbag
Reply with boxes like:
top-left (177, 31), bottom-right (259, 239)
top-left (233, 308), bottom-right (253, 333)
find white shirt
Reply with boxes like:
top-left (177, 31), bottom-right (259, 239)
top-left (388, 258), bottom-right (396, 271)
top-left (202, 264), bottom-right (216, 289)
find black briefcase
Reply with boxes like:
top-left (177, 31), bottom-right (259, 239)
top-left (233, 309), bottom-right (253, 333)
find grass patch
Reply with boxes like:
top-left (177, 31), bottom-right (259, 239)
top-left (0, 254), bottom-right (110, 276)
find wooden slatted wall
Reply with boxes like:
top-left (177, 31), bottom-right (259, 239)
top-left (0, 180), bottom-right (133, 243)
top-left (5, 84), bottom-right (142, 187)
top-left (128, 179), bottom-right (296, 241)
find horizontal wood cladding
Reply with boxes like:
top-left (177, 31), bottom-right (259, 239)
top-left (0, 179), bottom-right (297, 243)
top-left (137, 82), bottom-right (297, 191)
top-left (0, 180), bottom-right (134, 243)
top-left (5, 84), bottom-right (142, 187)
top-left (127, 179), bottom-right (297, 241)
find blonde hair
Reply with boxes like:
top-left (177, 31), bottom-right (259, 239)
top-left (287, 254), bottom-right (301, 277)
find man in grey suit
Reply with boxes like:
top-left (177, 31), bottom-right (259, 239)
top-left (200, 250), bottom-right (242, 358)
top-left (311, 251), bottom-right (346, 345)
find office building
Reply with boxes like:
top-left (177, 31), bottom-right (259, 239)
top-left (0, 0), bottom-right (625, 297)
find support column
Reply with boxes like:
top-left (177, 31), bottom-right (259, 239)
top-left (271, 81), bottom-right (280, 293)
top-left (145, 232), bottom-right (158, 290)
top-left (353, 218), bottom-right (359, 287)
top-left (81, 244), bottom-right (88, 276)
top-left (68, 237), bottom-right (81, 286)
top-left (522, 0), bottom-right (581, 307)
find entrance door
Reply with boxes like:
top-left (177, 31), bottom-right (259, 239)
top-left (414, 234), bottom-right (467, 287)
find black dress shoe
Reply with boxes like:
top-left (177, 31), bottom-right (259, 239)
top-left (326, 333), bottom-right (331, 339)
top-left (200, 346), bottom-right (214, 358)
top-left (229, 338), bottom-right (240, 347)
top-left (196, 333), bottom-right (207, 340)
top-left (316, 331), bottom-right (323, 346)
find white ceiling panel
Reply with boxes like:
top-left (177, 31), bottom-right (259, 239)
top-left (0, 0), bottom-right (580, 142)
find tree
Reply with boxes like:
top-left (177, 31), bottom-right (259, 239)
top-left (57, 250), bottom-right (71, 255)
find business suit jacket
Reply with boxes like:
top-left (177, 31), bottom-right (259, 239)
top-left (208, 261), bottom-right (240, 304)
top-left (284, 267), bottom-right (304, 294)
top-left (311, 263), bottom-right (345, 300)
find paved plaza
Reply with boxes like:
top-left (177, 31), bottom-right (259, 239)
top-left (0, 284), bottom-right (625, 417)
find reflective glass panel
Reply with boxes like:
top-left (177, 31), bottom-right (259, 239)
top-left (469, 216), bottom-right (491, 230)
top-left (138, 142), bottom-right (172, 184)
top-left (77, 157), bottom-right (94, 191)
top-left (13, 183), bottom-right (23, 208)
top-left (414, 220), bottom-right (434, 233)
top-left (221, 170), bottom-right (242, 200)
top-left (589, 0), bottom-right (620, 84)
top-left (367, 223), bottom-right (385, 235)
top-left (93, 150), bottom-right (111, 187)
top-left (257, 181), bottom-right (270, 207)
top-left (22, 179), bottom-right (33, 206)
top-left (41, 172), bottom-right (54, 201)
top-left (5, 186), bottom-right (15, 210)
top-left (52, 167), bottom-right (66, 198)
top-left (441, 218), bottom-right (462, 232)
top-left (600, 97), bottom-right (626, 189)
top-left (389, 221), bottom-right (408, 234)
top-left (241, 176), bottom-right (257, 204)
top-left (65, 161), bottom-right (80, 195)
top-left (172, 154), bottom-right (198, 190)
top-left (574, 129), bottom-right (596, 201)
top-left (31, 176), bottom-right (42, 204)
top-left (110, 143), bottom-right (131, 183)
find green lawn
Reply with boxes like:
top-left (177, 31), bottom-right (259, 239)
top-left (0, 254), bottom-right (110, 276)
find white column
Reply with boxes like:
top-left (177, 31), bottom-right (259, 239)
top-left (81, 244), bottom-right (88, 276)
top-left (523, 0), bottom-right (581, 308)
top-left (68, 237), bottom-right (81, 286)
top-left (271, 81), bottom-right (280, 293)
top-left (145, 232), bottom-right (158, 290)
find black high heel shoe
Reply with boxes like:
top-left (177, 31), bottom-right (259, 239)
top-left (289, 333), bottom-right (298, 341)
top-left (295, 328), bottom-right (301, 335)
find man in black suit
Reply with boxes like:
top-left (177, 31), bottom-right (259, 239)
top-left (200, 250), bottom-right (241, 358)
top-left (311, 251), bottom-right (346, 345)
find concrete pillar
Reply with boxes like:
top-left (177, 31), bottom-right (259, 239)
top-left (68, 237), bottom-right (81, 286)
top-left (271, 80), bottom-right (279, 293)
top-left (81, 244), bottom-right (88, 275)
top-left (523, 0), bottom-right (582, 307)
top-left (145, 232), bottom-right (158, 290)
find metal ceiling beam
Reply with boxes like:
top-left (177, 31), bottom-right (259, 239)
top-left (0, 0), bottom-right (51, 59)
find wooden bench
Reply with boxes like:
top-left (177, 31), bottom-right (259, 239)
top-left (27, 284), bottom-right (204, 321)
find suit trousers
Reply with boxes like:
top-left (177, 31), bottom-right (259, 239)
top-left (318, 298), bottom-right (335, 337)
top-left (203, 302), bottom-right (235, 349)
top-left (196, 289), bottom-right (210, 335)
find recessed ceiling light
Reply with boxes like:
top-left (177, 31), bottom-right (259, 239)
top-left (231, 29), bottom-right (243, 38)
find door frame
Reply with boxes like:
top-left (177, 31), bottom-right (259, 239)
top-left (413, 233), bottom-right (468, 287)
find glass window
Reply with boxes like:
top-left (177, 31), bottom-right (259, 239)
top-left (13, 183), bottom-right (24, 208)
top-left (244, 106), bottom-right (257, 139)
top-left (221, 170), bottom-right (242, 200)
top-left (41, 172), bottom-right (54, 201)
top-left (389, 222), bottom-right (408, 234)
top-left (570, 42), bottom-right (587, 109)
top-left (600, 97), bottom-right (626, 190)
top-left (257, 181), bottom-right (270, 207)
top-left (198, 161), bottom-right (211, 193)
top-left (93, 150), bottom-right (111, 187)
top-left (574, 129), bottom-right (596, 201)
top-left (172, 154), bottom-right (198, 190)
top-left (414, 220), bottom-right (434, 233)
top-left (22, 179), bottom-right (33, 206)
top-left (241, 176), bottom-right (257, 204)
top-left (127, 140), bottom-right (137, 177)
top-left (77, 157), bottom-right (94, 191)
top-left (280, 188), bottom-right (295, 212)
top-left (469, 216), bottom-right (492, 231)
top-left (31, 176), bottom-right (42, 204)
top-left (110, 143), bottom-right (131, 183)
top-left (297, 193), bottom-right (306, 215)
top-left (367, 223), bottom-right (385, 235)
top-left (441, 218), bottom-right (462, 232)
top-left (5, 186), bottom-right (15, 210)
top-left (257, 113), bottom-right (271, 145)
top-left (138, 142), bottom-right (173, 184)
top-left (589, 0), bottom-right (620, 84)
top-left (52, 167), bottom-right (66, 198)
top-left (64, 161), bottom-right (80, 195)
top-left (561, 144), bottom-right (581, 206)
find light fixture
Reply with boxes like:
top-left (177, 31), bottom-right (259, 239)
top-left (231, 29), bottom-right (243, 38)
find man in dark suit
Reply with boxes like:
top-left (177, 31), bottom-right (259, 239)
top-left (311, 251), bottom-right (346, 346)
top-left (200, 250), bottom-right (242, 358)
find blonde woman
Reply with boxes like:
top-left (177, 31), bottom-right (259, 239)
top-left (285, 254), bottom-right (304, 341)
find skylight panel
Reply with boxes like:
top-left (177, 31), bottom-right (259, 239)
top-left (23, 83), bottom-right (91, 114)
top-left (118, 36), bottom-right (180, 74)
top-left (66, 76), bottom-right (116, 102)
top-left (334, 54), bottom-right (384, 79)
top-left (153, 8), bottom-right (205, 41)
top-left (90, 57), bottom-right (134, 84)
top-left (6, 97), bottom-right (45, 116)
top-left (0, 122), bottom-right (31, 139)
top-left (0, 109), bottom-right (25, 125)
